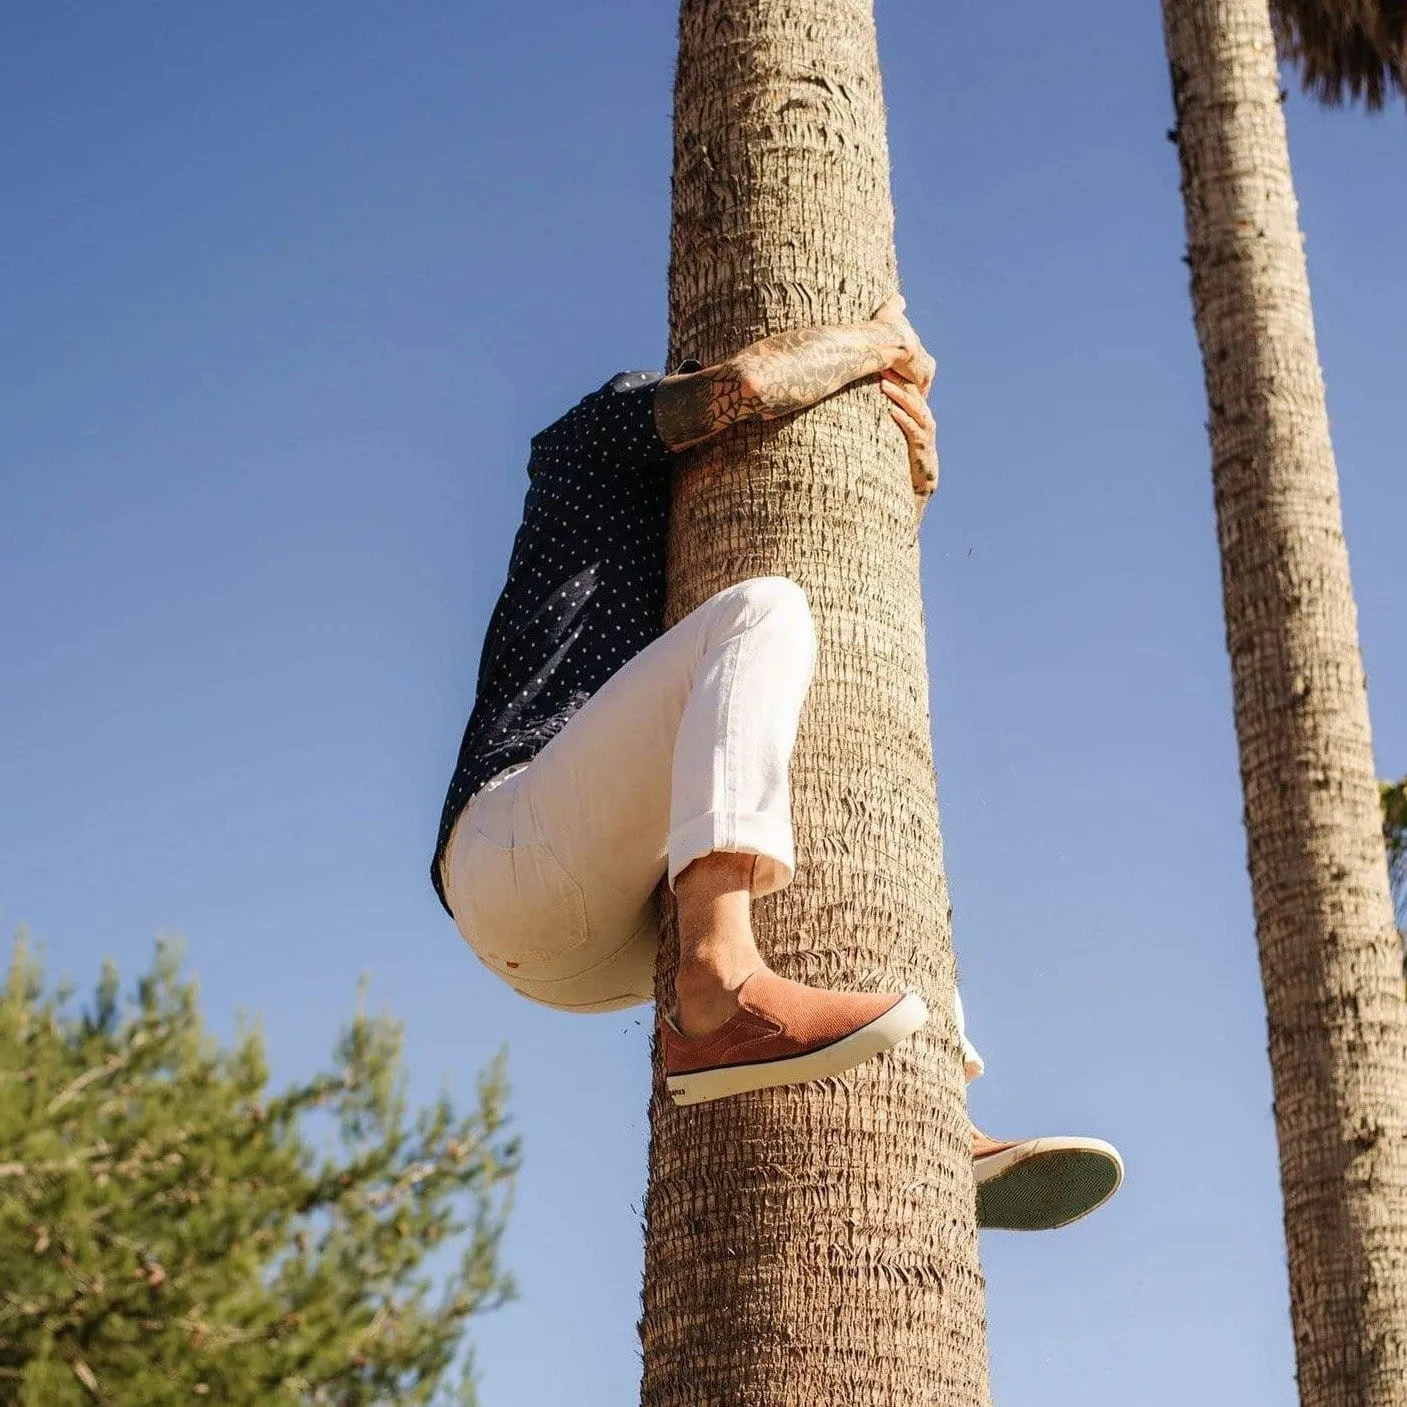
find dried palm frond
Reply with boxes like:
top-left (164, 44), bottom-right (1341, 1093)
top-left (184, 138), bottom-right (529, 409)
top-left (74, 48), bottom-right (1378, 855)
top-left (1271, 0), bottom-right (1407, 108)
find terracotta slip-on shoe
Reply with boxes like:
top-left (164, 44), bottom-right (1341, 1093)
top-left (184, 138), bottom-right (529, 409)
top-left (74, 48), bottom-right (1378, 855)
top-left (662, 968), bottom-right (928, 1107)
top-left (974, 1130), bottom-right (1124, 1231)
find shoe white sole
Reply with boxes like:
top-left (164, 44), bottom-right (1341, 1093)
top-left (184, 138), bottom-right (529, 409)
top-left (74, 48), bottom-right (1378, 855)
top-left (665, 992), bottom-right (929, 1107)
top-left (975, 1136), bottom-right (1125, 1231)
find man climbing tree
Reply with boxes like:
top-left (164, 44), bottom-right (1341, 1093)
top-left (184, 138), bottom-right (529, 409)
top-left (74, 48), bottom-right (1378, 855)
top-left (431, 300), bottom-right (941, 1088)
top-left (432, 6), bottom-right (1125, 1401)
top-left (430, 297), bottom-right (1119, 1194)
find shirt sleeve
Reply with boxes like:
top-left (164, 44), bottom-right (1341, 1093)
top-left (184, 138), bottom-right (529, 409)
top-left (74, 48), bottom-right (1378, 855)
top-left (530, 372), bottom-right (673, 478)
top-left (601, 371), bottom-right (674, 471)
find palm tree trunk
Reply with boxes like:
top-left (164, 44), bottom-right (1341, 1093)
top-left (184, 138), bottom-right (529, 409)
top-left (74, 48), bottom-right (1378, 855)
top-left (637, 2), bottom-right (991, 1404)
top-left (1162, 2), bottom-right (1407, 1401)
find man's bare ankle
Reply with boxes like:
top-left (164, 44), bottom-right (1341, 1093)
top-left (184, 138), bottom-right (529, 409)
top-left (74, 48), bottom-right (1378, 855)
top-left (673, 960), bottom-right (764, 1039)
top-left (676, 850), bottom-right (757, 901)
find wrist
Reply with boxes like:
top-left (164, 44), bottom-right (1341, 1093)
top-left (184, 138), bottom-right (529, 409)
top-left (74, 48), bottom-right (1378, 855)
top-left (857, 319), bottom-right (903, 370)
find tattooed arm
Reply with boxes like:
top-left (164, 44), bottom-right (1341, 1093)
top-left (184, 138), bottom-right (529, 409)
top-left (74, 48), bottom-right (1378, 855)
top-left (652, 293), bottom-right (936, 452)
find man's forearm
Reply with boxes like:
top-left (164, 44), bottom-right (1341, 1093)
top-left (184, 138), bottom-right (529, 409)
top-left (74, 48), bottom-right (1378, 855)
top-left (731, 323), bottom-right (901, 420)
top-left (654, 322), bottom-right (901, 451)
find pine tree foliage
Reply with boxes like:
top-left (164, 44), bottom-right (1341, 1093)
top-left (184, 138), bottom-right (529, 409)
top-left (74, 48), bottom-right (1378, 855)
top-left (0, 939), bottom-right (518, 1407)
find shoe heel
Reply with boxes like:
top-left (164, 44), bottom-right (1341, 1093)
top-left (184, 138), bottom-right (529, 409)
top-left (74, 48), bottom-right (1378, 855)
top-left (665, 1073), bottom-right (704, 1107)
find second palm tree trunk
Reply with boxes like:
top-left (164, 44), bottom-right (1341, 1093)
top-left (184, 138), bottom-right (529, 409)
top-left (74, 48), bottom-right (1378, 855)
top-left (637, 2), bottom-right (991, 1405)
top-left (1163, 1), bottom-right (1407, 1402)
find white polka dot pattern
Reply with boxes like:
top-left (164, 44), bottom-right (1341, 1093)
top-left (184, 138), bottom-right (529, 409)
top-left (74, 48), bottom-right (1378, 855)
top-left (431, 372), bottom-right (674, 910)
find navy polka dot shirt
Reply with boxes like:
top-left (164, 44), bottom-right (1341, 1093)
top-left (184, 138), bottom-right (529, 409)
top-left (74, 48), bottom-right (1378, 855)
top-left (431, 371), bottom-right (676, 911)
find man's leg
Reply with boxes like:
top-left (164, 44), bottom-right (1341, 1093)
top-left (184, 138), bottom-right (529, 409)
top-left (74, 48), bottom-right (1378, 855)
top-left (675, 854), bottom-right (983, 1080)
top-left (495, 577), bottom-right (816, 1012)
top-left (956, 991), bottom-right (1126, 1231)
top-left (516, 576), bottom-right (927, 1102)
top-left (673, 852), bottom-right (765, 1036)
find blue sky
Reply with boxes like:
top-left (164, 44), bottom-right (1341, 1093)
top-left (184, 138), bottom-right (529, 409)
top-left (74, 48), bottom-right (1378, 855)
top-left (2, 3), bottom-right (1403, 1403)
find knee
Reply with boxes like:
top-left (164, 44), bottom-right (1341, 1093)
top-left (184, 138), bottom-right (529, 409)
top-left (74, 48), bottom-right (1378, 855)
top-left (702, 577), bottom-right (814, 662)
top-left (717, 575), bottom-right (811, 628)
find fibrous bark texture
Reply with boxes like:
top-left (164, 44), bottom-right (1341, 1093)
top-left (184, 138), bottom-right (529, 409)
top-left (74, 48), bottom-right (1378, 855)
top-left (1163, 3), bottom-right (1407, 1402)
top-left (637, 3), bottom-right (990, 1406)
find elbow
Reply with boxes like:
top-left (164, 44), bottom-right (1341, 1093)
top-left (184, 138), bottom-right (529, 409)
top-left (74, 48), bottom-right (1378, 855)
top-left (727, 357), bottom-right (768, 418)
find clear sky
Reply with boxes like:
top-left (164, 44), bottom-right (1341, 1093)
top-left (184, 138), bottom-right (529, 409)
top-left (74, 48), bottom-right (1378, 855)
top-left (2, 3), bottom-right (1403, 1403)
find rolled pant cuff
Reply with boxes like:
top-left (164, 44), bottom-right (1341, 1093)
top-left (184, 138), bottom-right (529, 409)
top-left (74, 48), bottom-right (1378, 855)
top-left (667, 811), bottom-right (796, 897)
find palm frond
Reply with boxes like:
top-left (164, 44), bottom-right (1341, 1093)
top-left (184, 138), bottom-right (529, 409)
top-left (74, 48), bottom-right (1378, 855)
top-left (1271, 0), bottom-right (1407, 108)
top-left (1382, 777), bottom-right (1407, 926)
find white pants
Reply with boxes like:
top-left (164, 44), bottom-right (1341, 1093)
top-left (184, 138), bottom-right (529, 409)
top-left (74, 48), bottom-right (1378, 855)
top-left (441, 577), bottom-right (983, 1074)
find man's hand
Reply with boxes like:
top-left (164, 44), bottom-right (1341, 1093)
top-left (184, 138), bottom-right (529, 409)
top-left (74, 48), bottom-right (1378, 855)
top-left (653, 292), bottom-right (937, 451)
top-left (880, 370), bottom-right (939, 500)
top-left (870, 294), bottom-right (936, 395)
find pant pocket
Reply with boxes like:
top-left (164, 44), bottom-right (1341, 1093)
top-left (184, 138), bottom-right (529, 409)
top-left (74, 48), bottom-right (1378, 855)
top-left (457, 830), bottom-right (591, 979)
